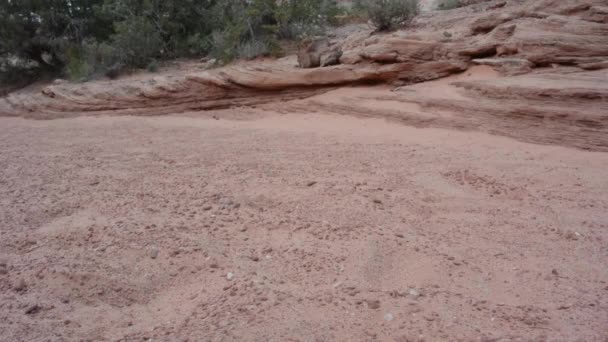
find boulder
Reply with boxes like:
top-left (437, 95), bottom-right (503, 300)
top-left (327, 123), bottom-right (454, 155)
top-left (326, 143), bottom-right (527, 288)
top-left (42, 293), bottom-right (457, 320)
top-left (298, 38), bottom-right (342, 68)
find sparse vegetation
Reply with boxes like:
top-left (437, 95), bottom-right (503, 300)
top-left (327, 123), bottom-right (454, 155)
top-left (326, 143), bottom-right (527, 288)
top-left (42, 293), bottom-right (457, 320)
top-left (354, 0), bottom-right (420, 31)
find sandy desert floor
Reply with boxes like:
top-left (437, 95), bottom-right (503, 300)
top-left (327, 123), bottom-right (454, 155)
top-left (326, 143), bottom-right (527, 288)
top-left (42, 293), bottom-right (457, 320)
top-left (1, 111), bottom-right (607, 341)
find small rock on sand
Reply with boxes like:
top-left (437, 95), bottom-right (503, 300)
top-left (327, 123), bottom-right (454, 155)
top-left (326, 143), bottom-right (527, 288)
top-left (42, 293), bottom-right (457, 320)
top-left (149, 247), bottom-right (159, 259)
top-left (367, 299), bottom-right (381, 309)
top-left (13, 279), bottom-right (27, 292)
top-left (25, 304), bottom-right (41, 315)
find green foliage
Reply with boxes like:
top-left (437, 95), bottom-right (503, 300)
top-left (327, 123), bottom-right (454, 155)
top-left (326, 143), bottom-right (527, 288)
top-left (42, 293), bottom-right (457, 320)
top-left (65, 40), bottom-right (123, 81)
top-left (0, 55), bottom-right (45, 87)
top-left (236, 40), bottom-right (273, 60)
top-left (275, 0), bottom-right (342, 39)
top-left (276, 0), bottom-right (341, 35)
top-left (98, 0), bottom-right (216, 58)
top-left (355, 0), bottom-right (420, 31)
top-left (436, 0), bottom-right (464, 10)
top-left (111, 16), bottom-right (163, 68)
top-left (186, 33), bottom-right (212, 56)
top-left (209, 0), bottom-right (339, 62)
top-left (0, 0), bottom-right (344, 84)
top-left (65, 50), bottom-right (92, 81)
top-left (208, 0), bottom-right (278, 62)
top-left (0, 0), bottom-right (111, 82)
top-left (0, 0), bottom-right (111, 68)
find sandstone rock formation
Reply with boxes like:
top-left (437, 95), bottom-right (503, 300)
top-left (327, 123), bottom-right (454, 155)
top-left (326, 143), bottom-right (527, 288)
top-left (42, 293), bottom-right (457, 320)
top-left (1, 0), bottom-right (606, 150)
top-left (297, 38), bottom-right (343, 68)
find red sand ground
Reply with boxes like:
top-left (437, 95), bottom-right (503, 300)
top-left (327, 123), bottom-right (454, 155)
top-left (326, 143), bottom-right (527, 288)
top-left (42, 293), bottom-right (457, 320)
top-left (1, 111), bottom-right (607, 341)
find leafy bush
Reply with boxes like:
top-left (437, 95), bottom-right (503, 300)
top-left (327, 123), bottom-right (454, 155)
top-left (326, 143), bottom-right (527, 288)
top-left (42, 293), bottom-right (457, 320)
top-left (355, 0), bottom-right (420, 31)
top-left (436, 0), bottom-right (464, 10)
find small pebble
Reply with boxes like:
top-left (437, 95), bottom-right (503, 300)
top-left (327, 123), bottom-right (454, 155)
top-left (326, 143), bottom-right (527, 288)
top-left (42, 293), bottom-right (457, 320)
top-left (226, 272), bottom-right (234, 281)
top-left (13, 279), bottom-right (27, 292)
top-left (384, 313), bottom-right (394, 321)
top-left (149, 247), bottom-right (159, 259)
top-left (25, 304), bottom-right (41, 315)
top-left (366, 299), bottom-right (381, 309)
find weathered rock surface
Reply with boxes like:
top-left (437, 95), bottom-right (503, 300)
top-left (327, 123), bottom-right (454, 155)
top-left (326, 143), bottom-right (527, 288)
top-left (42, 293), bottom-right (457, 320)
top-left (297, 38), bottom-right (343, 68)
top-left (0, 0), bottom-right (606, 151)
top-left (282, 66), bottom-right (607, 151)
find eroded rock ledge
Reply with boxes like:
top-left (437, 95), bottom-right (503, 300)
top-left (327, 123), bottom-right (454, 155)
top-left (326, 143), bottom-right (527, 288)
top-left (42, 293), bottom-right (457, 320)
top-left (1, 0), bottom-right (607, 150)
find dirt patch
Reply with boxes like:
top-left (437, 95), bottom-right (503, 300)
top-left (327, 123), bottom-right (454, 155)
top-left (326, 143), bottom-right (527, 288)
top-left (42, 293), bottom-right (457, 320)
top-left (1, 113), bottom-right (607, 341)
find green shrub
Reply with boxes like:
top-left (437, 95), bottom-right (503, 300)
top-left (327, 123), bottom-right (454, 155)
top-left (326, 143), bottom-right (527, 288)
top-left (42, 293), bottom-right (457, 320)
top-left (186, 33), bottom-right (212, 56)
top-left (110, 17), bottom-right (163, 69)
top-left (65, 41), bottom-right (124, 81)
top-left (236, 40), bottom-right (272, 60)
top-left (208, 0), bottom-right (278, 62)
top-left (62, 14), bottom-right (161, 80)
top-left (209, 29), bottom-right (239, 63)
top-left (65, 53), bottom-right (91, 81)
top-left (436, 0), bottom-right (464, 10)
top-left (209, 0), bottom-right (342, 61)
top-left (355, 0), bottom-right (420, 31)
top-left (276, 0), bottom-right (341, 32)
